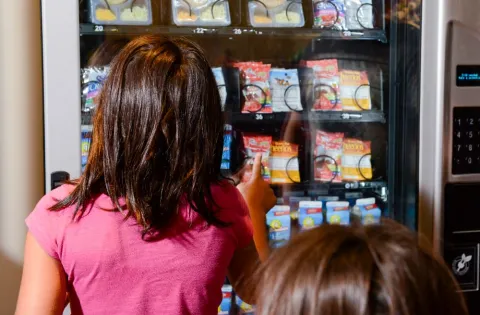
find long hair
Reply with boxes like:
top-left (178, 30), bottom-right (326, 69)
top-left (52, 36), bottom-right (226, 237)
top-left (256, 220), bottom-right (468, 315)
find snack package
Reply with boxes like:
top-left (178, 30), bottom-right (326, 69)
top-left (88, 0), bottom-right (152, 25)
top-left (242, 135), bottom-right (272, 182)
top-left (298, 201), bottom-right (323, 231)
top-left (269, 68), bottom-right (303, 112)
top-left (339, 70), bottom-right (372, 111)
top-left (81, 66), bottom-right (109, 113)
top-left (345, 0), bottom-right (374, 30)
top-left (326, 201), bottom-right (350, 225)
top-left (234, 62), bottom-right (273, 113)
top-left (313, 0), bottom-right (346, 30)
top-left (172, 0), bottom-right (231, 26)
top-left (218, 285), bottom-right (232, 314)
top-left (212, 67), bottom-right (227, 111)
top-left (356, 197), bottom-right (381, 225)
top-left (81, 126), bottom-right (93, 173)
top-left (316, 195), bottom-right (340, 208)
top-left (306, 60), bottom-right (341, 111)
top-left (314, 131), bottom-right (344, 182)
top-left (221, 125), bottom-right (232, 170)
top-left (270, 141), bottom-right (300, 184)
top-left (342, 138), bottom-right (372, 181)
top-left (236, 296), bottom-right (256, 315)
top-left (248, 0), bottom-right (305, 28)
top-left (267, 205), bottom-right (291, 248)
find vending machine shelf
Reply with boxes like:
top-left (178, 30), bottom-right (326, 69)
top-left (230, 110), bottom-right (386, 124)
top-left (79, 23), bottom-right (387, 42)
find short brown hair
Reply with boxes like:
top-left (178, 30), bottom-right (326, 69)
top-left (257, 220), bottom-right (468, 315)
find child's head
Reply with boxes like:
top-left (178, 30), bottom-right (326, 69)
top-left (59, 36), bottom-right (225, 235)
top-left (256, 220), bottom-right (468, 315)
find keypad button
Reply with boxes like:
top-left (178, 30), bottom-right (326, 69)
top-left (452, 107), bottom-right (480, 174)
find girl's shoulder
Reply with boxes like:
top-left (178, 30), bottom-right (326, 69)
top-left (25, 184), bottom-right (78, 259)
top-left (36, 184), bottom-right (77, 213)
top-left (210, 180), bottom-right (250, 220)
top-left (211, 180), bottom-right (245, 206)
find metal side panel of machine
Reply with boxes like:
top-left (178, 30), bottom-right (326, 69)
top-left (42, 0), bottom-right (82, 192)
top-left (420, 1), bottom-right (480, 312)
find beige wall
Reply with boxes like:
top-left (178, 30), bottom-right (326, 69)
top-left (0, 0), bottom-right (45, 313)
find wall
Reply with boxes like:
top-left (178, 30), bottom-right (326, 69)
top-left (0, 0), bottom-right (45, 313)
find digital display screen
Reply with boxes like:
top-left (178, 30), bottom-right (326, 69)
top-left (457, 65), bottom-right (480, 86)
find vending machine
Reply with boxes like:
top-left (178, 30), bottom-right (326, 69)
top-left (419, 0), bottom-right (480, 313)
top-left (40, 0), bottom-right (424, 313)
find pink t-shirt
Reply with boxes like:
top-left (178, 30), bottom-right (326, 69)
top-left (26, 182), bottom-right (253, 315)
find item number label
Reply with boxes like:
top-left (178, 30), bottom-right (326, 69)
top-left (255, 114), bottom-right (263, 120)
top-left (194, 28), bottom-right (206, 34)
top-left (233, 29), bottom-right (242, 35)
top-left (94, 25), bottom-right (104, 32)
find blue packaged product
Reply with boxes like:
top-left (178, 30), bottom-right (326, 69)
top-left (356, 197), bottom-right (381, 225)
top-left (236, 296), bottom-right (255, 315)
top-left (81, 126), bottom-right (93, 173)
top-left (313, 0), bottom-right (346, 30)
top-left (81, 66), bottom-right (109, 113)
top-left (267, 205), bottom-right (291, 248)
top-left (316, 196), bottom-right (340, 209)
top-left (212, 67), bottom-right (227, 110)
top-left (218, 285), bottom-right (232, 314)
top-left (221, 125), bottom-right (232, 170)
top-left (298, 201), bottom-right (323, 231)
top-left (326, 201), bottom-right (350, 225)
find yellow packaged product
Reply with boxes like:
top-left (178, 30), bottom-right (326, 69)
top-left (342, 138), bottom-right (372, 181)
top-left (339, 70), bottom-right (372, 111)
top-left (270, 141), bottom-right (300, 183)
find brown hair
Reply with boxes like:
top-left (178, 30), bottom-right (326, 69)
top-left (52, 35), bottom-right (227, 237)
top-left (256, 220), bottom-right (468, 315)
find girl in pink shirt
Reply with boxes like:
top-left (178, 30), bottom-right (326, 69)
top-left (16, 36), bottom-right (276, 315)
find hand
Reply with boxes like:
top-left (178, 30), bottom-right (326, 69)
top-left (237, 153), bottom-right (277, 214)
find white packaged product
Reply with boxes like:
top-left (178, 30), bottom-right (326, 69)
top-left (269, 68), bottom-right (303, 112)
top-left (345, 0), bottom-right (374, 30)
top-left (88, 0), bottom-right (152, 25)
top-left (172, 0), bottom-right (231, 26)
top-left (212, 67), bottom-right (227, 110)
top-left (248, 0), bottom-right (305, 28)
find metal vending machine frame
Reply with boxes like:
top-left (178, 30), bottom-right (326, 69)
top-left (419, 0), bottom-right (480, 312)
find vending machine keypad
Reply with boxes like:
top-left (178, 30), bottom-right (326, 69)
top-left (453, 107), bottom-right (480, 174)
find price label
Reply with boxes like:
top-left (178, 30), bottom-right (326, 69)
top-left (255, 114), bottom-right (263, 120)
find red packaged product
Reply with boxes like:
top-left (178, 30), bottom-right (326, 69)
top-left (234, 62), bottom-right (273, 113)
top-left (242, 134), bottom-right (272, 182)
top-left (314, 131), bottom-right (344, 182)
top-left (306, 59), bottom-right (341, 111)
